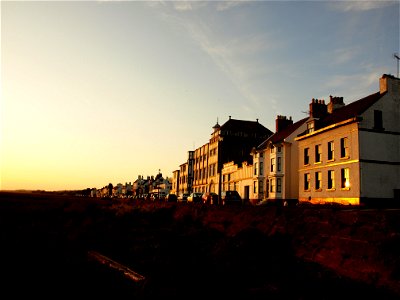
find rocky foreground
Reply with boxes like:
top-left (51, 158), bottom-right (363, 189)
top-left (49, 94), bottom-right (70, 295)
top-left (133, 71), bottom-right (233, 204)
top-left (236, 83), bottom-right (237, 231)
top-left (1, 191), bottom-right (399, 299)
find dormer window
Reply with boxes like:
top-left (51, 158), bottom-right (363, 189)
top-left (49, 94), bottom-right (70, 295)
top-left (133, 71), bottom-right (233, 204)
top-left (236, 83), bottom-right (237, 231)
top-left (306, 121), bottom-right (314, 134)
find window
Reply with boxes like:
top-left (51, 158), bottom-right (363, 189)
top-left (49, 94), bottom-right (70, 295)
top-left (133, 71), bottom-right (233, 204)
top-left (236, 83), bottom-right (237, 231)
top-left (277, 146), bottom-right (282, 152)
top-left (253, 181), bottom-right (257, 193)
top-left (340, 137), bottom-right (349, 158)
top-left (260, 162), bottom-right (264, 176)
top-left (277, 178), bottom-right (282, 193)
top-left (315, 144), bottom-right (322, 163)
top-left (341, 168), bottom-right (350, 189)
top-left (271, 158), bottom-right (275, 172)
top-left (328, 170), bottom-right (335, 189)
top-left (254, 162), bottom-right (258, 176)
top-left (374, 110), bottom-right (383, 130)
top-left (259, 180), bottom-right (264, 194)
top-left (270, 179), bottom-right (275, 192)
top-left (307, 122), bottom-right (314, 134)
top-left (304, 173), bottom-right (310, 190)
top-left (315, 171), bottom-right (322, 190)
top-left (304, 148), bottom-right (310, 165)
top-left (328, 141), bottom-right (334, 160)
top-left (277, 157), bottom-right (282, 172)
top-left (270, 146), bottom-right (275, 153)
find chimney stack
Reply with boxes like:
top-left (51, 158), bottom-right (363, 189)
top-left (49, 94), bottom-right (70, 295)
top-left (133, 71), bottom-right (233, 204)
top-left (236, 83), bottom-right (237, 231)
top-left (327, 95), bottom-right (345, 113)
top-left (309, 98), bottom-right (327, 119)
top-left (275, 115), bottom-right (293, 132)
top-left (380, 74), bottom-right (400, 94)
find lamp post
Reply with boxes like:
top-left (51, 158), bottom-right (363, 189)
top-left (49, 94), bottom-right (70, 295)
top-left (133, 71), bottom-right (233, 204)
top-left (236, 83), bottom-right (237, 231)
top-left (217, 136), bottom-right (224, 204)
top-left (394, 53), bottom-right (400, 78)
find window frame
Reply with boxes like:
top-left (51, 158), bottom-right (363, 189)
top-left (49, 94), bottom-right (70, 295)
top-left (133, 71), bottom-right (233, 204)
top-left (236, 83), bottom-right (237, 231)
top-left (327, 170), bottom-right (335, 190)
top-left (304, 173), bottom-right (311, 191)
top-left (304, 148), bottom-right (310, 165)
top-left (270, 178), bottom-right (275, 192)
top-left (327, 141), bottom-right (334, 161)
top-left (259, 180), bottom-right (264, 194)
top-left (340, 137), bottom-right (349, 158)
top-left (315, 171), bottom-right (322, 191)
top-left (315, 144), bottom-right (322, 163)
top-left (373, 109), bottom-right (384, 130)
top-left (277, 178), bottom-right (282, 193)
top-left (341, 168), bottom-right (350, 189)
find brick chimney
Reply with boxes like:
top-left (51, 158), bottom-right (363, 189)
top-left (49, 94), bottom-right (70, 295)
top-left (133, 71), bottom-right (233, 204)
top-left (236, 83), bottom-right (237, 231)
top-left (309, 98), bottom-right (327, 119)
top-left (380, 74), bottom-right (400, 95)
top-left (327, 95), bottom-right (345, 113)
top-left (275, 115), bottom-right (293, 132)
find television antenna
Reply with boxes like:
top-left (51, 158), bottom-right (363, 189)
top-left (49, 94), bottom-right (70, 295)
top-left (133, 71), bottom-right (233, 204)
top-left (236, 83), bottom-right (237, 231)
top-left (394, 53), bottom-right (400, 78)
top-left (301, 110), bottom-right (310, 116)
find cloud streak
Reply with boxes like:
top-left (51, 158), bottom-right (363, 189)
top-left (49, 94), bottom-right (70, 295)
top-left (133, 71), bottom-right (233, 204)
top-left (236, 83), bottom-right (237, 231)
top-left (329, 0), bottom-right (397, 12)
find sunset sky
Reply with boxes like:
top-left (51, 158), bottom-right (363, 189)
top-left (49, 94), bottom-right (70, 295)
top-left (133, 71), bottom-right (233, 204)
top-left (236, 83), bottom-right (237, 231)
top-left (1, 0), bottom-right (399, 191)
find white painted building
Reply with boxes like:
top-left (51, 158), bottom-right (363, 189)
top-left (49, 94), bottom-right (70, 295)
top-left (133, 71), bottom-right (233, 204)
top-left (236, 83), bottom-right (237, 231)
top-left (253, 115), bottom-right (308, 205)
top-left (295, 74), bottom-right (400, 205)
top-left (221, 160), bottom-right (253, 202)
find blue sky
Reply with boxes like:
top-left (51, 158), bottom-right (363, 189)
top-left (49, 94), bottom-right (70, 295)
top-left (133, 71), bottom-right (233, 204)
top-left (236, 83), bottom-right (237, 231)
top-left (1, 0), bottom-right (399, 191)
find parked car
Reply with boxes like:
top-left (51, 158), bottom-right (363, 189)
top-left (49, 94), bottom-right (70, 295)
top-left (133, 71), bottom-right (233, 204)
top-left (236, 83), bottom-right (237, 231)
top-left (165, 193), bottom-right (178, 202)
top-left (202, 192), bottom-right (219, 205)
top-left (178, 193), bottom-right (189, 202)
top-left (187, 192), bottom-right (203, 203)
top-left (221, 190), bottom-right (243, 205)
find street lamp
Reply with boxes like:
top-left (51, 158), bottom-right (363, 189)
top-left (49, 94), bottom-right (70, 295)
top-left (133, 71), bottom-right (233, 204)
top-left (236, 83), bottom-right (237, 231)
top-left (394, 53), bottom-right (400, 78)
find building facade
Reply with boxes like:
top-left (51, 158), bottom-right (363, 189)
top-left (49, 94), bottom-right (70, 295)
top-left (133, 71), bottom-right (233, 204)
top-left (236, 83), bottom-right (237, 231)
top-left (189, 116), bottom-right (273, 198)
top-left (252, 115), bottom-right (308, 204)
top-left (296, 74), bottom-right (400, 205)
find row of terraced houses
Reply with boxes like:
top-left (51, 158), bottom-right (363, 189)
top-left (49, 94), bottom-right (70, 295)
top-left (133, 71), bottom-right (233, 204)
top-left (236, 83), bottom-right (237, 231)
top-left (169, 74), bottom-right (400, 206)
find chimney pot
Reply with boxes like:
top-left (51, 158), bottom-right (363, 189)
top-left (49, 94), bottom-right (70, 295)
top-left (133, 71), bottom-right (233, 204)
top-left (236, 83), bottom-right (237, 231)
top-left (310, 98), bottom-right (328, 118)
top-left (276, 114), bottom-right (293, 132)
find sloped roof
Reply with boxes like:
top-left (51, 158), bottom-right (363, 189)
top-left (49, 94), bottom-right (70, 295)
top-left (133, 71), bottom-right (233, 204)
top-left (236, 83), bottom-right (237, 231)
top-left (220, 118), bottom-right (273, 135)
top-left (296, 91), bottom-right (385, 138)
top-left (319, 91), bottom-right (384, 127)
top-left (257, 117), bottom-right (308, 150)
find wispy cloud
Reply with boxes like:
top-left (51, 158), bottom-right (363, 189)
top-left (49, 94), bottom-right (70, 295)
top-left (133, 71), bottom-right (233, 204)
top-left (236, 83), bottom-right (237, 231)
top-left (216, 1), bottom-right (248, 11)
top-left (322, 67), bottom-right (386, 103)
top-left (147, 0), bottom-right (251, 12)
top-left (331, 47), bottom-right (360, 65)
top-left (171, 1), bottom-right (208, 11)
top-left (182, 19), bottom-right (279, 110)
top-left (329, 0), bottom-right (397, 12)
